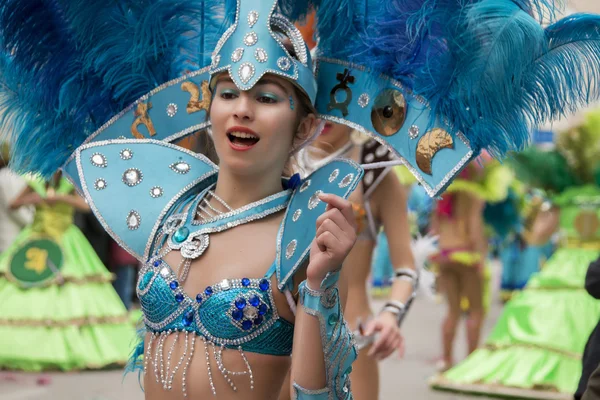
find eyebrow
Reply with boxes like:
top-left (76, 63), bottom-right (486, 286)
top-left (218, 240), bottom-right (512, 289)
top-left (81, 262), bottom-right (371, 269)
top-left (214, 76), bottom-right (290, 95)
top-left (256, 79), bottom-right (290, 95)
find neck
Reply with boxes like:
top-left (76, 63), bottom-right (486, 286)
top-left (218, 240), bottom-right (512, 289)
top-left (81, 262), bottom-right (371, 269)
top-left (213, 166), bottom-right (284, 210)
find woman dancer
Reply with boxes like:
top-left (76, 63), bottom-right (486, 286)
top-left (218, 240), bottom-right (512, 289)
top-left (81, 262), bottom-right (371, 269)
top-left (431, 161), bottom-right (512, 371)
top-left (3, 0), bottom-right (600, 399)
top-left (0, 173), bottom-right (134, 370)
top-left (297, 123), bottom-right (415, 399)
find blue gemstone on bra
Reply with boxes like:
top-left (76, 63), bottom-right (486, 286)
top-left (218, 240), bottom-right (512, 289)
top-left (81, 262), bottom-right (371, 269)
top-left (205, 286), bottom-right (213, 296)
top-left (173, 227), bottom-right (190, 243)
top-left (254, 315), bottom-right (264, 325)
top-left (232, 310), bottom-right (243, 321)
top-left (258, 304), bottom-right (268, 315)
top-left (242, 320), bottom-right (253, 330)
top-left (241, 278), bottom-right (251, 287)
top-left (235, 298), bottom-right (247, 310)
top-left (175, 293), bottom-right (184, 303)
top-left (183, 310), bottom-right (194, 326)
top-left (259, 279), bottom-right (270, 291)
top-left (196, 294), bottom-right (203, 303)
top-left (249, 295), bottom-right (260, 307)
top-left (169, 281), bottom-right (179, 290)
top-left (153, 260), bottom-right (160, 267)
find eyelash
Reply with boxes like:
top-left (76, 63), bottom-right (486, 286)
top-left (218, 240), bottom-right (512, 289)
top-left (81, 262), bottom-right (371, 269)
top-left (219, 91), bottom-right (280, 104)
top-left (257, 95), bottom-right (279, 104)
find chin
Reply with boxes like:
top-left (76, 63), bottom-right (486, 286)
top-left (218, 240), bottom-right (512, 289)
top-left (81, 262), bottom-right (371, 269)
top-left (219, 154), bottom-right (260, 175)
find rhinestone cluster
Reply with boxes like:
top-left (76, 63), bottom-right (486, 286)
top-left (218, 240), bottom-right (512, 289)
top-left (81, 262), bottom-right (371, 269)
top-left (122, 168), bottom-right (143, 187)
top-left (277, 57), bottom-right (292, 71)
top-left (231, 47), bottom-right (244, 63)
top-left (127, 210), bottom-right (141, 230)
top-left (166, 103), bottom-right (178, 118)
top-left (170, 162), bottom-right (191, 174)
top-left (229, 290), bottom-right (270, 332)
top-left (90, 153), bottom-right (107, 168)
top-left (94, 178), bottom-right (107, 191)
top-left (255, 48), bottom-right (268, 63)
top-left (358, 93), bottom-right (370, 108)
top-left (408, 125), bottom-right (420, 139)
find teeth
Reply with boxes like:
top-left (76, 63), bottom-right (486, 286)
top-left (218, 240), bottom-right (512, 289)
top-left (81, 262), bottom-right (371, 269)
top-left (229, 131), bottom-right (258, 139)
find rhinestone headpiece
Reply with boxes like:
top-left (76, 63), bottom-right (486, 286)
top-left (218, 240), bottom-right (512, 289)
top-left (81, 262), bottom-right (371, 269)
top-left (209, 0), bottom-right (317, 105)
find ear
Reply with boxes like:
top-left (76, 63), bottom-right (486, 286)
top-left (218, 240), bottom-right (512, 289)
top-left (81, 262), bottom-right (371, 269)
top-left (296, 113), bottom-right (319, 143)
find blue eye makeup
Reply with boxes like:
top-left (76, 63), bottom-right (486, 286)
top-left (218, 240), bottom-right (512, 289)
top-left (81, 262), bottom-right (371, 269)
top-left (219, 88), bottom-right (240, 99)
top-left (257, 92), bottom-right (281, 103)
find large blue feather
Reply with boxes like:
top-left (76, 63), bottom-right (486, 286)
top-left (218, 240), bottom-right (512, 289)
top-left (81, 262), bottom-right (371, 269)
top-left (346, 0), bottom-right (600, 158)
top-left (0, 0), bottom-right (226, 177)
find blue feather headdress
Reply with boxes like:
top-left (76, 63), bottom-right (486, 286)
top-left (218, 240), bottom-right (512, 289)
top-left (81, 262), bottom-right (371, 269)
top-left (285, 0), bottom-right (600, 196)
top-left (0, 0), bottom-right (226, 177)
top-left (349, 0), bottom-right (600, 157)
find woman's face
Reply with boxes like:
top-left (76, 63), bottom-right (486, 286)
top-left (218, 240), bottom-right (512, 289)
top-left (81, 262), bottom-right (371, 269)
top-left (210, 74), bottom-right (314, 177)
top-left (316, 121), bottom-right (353, 149)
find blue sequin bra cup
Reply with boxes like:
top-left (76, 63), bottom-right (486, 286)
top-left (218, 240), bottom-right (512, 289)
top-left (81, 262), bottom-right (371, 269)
top-left (137, 258), bottom-right (294, 395)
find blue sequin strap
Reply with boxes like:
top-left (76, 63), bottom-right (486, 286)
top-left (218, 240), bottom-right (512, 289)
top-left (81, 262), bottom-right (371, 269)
top-left (295, 278), bottom-right (357, 400)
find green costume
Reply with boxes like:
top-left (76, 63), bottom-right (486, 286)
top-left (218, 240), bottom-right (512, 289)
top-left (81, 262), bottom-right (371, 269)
top-left (0, 178), bottom-right (135, 371)
top-left (431, 112), bottom-right (600, 398)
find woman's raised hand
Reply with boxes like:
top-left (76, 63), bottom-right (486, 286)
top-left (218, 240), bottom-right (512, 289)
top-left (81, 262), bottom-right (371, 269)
top-left (306, 193), bottom-right (357, 289)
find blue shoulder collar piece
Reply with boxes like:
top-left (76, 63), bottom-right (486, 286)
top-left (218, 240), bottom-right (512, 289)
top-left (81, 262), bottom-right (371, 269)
top-left (70, 139), bottom-right (218, 261)
top-left (314, 58), bottom-right (475, 197)
top-left (276, 159), bottom-right (363, 291)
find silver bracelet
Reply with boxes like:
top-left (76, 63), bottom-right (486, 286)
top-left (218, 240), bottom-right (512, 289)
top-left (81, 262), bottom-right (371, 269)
top-left (393, 267), bottom-right (419, 287)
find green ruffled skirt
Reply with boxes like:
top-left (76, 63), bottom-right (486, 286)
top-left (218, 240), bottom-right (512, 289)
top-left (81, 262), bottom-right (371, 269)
top-left (431, 247), bottom-right (600, 399)
top-left (0, 225), bottom-right (136, 371)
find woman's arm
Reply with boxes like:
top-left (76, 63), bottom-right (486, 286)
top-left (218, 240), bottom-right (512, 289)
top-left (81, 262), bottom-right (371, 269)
top-left (9, 186), bottom-right (38, 209)
top-left (526, 206), bottom-right (560, 246)
top-left (47, 192), bottom-right (90, 212)
top-left (467, 193), bottom-right (487, 264)
top-left (290, 193), bottom-right (357, 399)
top-left (364, 172), bottom-right (415, 360)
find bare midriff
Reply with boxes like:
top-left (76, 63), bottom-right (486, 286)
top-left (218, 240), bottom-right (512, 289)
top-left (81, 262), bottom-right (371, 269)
top-left (144, 335), bottom-right (291, 400)
top-left (436, 193), bottom-right (473, 251)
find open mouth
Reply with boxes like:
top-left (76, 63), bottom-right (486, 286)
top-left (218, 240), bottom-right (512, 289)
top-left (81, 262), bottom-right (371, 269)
top-left (227, 131), bottom-right (260, 149)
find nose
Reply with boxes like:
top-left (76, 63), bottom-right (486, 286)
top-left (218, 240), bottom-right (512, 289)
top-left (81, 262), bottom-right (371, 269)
top-left (232, 92), bottom-right (254, 121)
